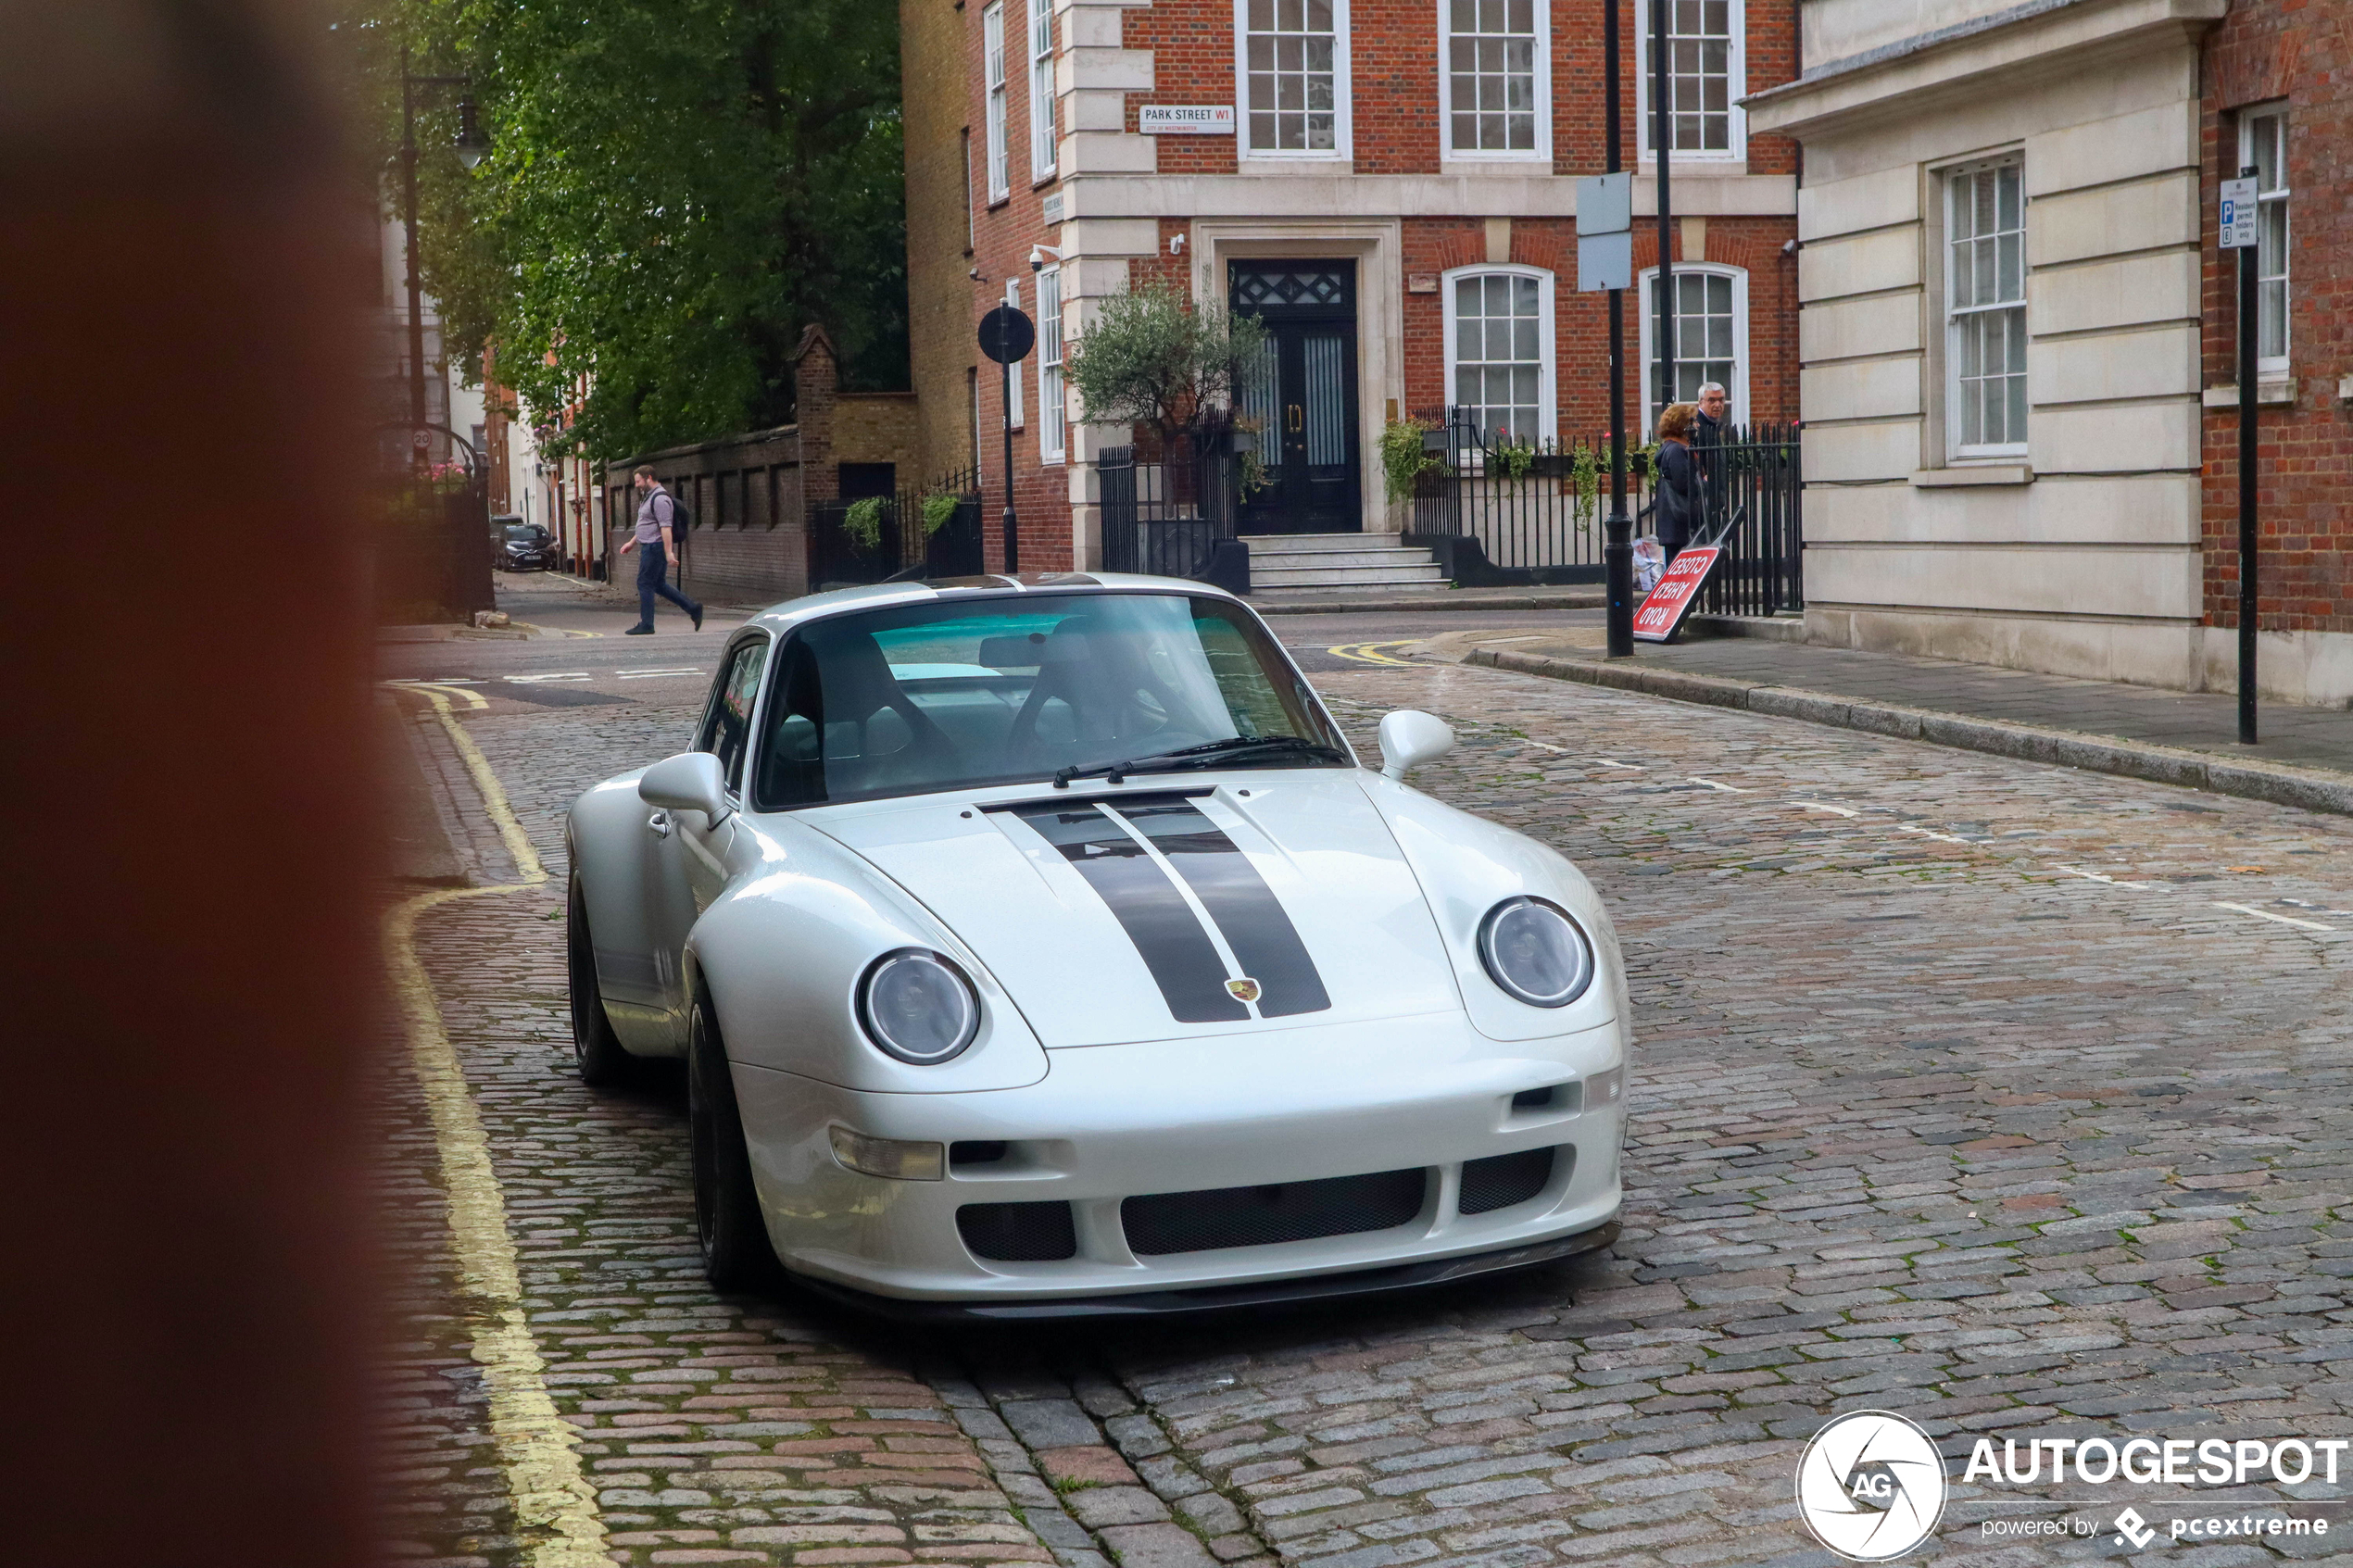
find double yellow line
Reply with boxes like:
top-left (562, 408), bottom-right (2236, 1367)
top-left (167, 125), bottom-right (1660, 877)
top-left (1327, 640), bottom-right (1422, 666)
top-left (382, 685), bottom-right (608, 1565)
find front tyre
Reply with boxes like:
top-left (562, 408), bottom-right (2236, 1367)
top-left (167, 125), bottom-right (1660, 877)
top-left (689, 988), bottom-right (781, 1292)
top-left (567, 874), bottom-right (633, 1086)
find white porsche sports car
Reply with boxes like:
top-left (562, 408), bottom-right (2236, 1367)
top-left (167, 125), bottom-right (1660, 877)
top-left (566, 573), bottom-right (1629, 1318)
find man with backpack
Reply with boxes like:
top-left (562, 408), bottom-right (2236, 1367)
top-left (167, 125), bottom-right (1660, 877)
top-left (621, 465), bottom-right (704, 634)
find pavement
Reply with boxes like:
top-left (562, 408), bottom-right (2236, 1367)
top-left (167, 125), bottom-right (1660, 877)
top-left (377, 572), bottom-right (2353, 1567)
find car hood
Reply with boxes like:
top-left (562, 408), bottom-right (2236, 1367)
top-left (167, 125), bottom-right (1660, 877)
top-left (805, 774), bottom-right (1465, 1047)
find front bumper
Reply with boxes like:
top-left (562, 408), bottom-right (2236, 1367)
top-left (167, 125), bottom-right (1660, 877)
top-left (731, 1009), bottom-right (1626, 1303)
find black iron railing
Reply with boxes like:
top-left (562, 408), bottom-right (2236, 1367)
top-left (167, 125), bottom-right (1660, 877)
top-left (807, 467), bottom-right (987, 588)
top-left (1407, 409), bottom-right (1802, 611)
top-left (1098, 442), bottom-right (1242, 585)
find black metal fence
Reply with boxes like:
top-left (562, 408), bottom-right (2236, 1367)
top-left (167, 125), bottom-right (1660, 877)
top-left (1406, 410), bottom-right (1803, 612)
top-left (807, 467), bottom-right (986, 588)
top-left (1099, 442), bottom-right (1247, 591)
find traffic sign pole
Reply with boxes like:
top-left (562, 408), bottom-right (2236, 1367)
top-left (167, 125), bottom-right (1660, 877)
top-left (2221, 169), bottom-right (2259, 745)
top-left (978, 303), bottom-right (1036, 575)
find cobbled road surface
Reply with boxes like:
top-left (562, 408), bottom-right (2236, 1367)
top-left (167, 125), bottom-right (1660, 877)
top-left (380, 629), bottom-right (2353, 1568)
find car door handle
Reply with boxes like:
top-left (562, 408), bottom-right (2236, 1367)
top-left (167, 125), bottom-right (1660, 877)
top-left (648, 809), bottom-right (672, 838)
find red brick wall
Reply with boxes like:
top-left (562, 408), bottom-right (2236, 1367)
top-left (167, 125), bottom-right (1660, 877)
top-left (2198, 0), bottom-right (2353, 636)
top-left (955, 0), bottom-right (1801, 566)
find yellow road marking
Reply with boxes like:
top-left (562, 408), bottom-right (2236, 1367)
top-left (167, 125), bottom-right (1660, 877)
top-left (1328, 640), bottom-right (1422, 666)
top-left (386, 680), bottom-right (490, 710)
top-left (383, 688), bottom-right (607, 1565)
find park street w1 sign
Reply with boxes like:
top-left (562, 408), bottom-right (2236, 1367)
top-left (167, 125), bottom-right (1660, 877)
top-left (1631, 546), bottom-right (1721, 643)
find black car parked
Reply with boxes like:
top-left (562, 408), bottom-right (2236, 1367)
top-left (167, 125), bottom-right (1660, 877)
top-left (497, 518), bottom-right (558, 572)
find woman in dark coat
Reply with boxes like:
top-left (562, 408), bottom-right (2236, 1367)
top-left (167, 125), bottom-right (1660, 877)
top-left (1652, 402), bottom-right (1700, 567)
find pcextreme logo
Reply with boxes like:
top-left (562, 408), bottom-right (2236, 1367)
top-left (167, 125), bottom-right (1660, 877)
top-left (1795, 1411), bottom-right (1949, 1562)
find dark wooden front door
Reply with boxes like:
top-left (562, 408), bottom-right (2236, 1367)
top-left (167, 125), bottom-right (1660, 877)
top-left (1231, 261), bottom-right (1362, 535)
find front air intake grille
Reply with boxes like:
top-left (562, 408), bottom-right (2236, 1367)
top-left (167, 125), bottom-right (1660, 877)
top-left (1122, 1167), bottom-right (1428, 1256)
top-left (957, 1201), bottom-right (1078, 1261)
top-left (1458, 1148), bottom-right (1557, 1215)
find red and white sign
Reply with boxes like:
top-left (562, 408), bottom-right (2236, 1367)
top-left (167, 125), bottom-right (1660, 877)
top-left (1631, 546), bottom-right (1721, 643)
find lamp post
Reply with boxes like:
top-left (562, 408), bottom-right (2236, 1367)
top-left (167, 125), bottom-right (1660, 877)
top-left (396, 46), bottom-right (489, 467)
top-left (1604, 0), bottom-right (1632, 657)
top-left (1652, 0), bottom-right (1674, 431)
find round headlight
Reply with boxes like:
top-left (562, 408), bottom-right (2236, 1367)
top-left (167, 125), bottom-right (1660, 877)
top-left (1477, 897), bottom-right (1595, 1009)
top-left (857, 949), bottom-right (981, 1064)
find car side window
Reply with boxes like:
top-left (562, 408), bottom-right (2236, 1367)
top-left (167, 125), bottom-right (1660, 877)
top-left (698, 637), bottom-right (770, 794)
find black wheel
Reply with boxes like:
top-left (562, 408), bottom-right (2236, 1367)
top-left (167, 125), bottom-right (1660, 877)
top-left (567, 874), bottom-right (634, 1086)
top-left (688, 988), bottom-right (782, 1292)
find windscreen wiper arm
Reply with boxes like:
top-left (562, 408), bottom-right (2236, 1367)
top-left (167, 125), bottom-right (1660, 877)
top-left (1051, 734), bottom-right (1349, 789)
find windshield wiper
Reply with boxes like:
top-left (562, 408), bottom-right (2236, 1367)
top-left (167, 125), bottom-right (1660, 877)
top-left (1051, 734), bottom-right (1349, 789)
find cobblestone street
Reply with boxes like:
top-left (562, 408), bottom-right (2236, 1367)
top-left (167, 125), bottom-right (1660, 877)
top-left (382, 613), bottom-right (2353, 1568)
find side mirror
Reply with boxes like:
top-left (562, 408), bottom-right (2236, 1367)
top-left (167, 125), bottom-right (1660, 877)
top-left (1377, 709), bottom-right (1455, 781)
top-left (639, 751), bottom-right (731, 824)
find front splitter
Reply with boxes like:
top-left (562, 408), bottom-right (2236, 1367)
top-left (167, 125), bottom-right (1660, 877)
top-left (786, 1221), bottom-right (1621, 1323)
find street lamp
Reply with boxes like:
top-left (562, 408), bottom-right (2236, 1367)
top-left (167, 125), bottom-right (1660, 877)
top-left (396, 46), bottom-right (487, 462)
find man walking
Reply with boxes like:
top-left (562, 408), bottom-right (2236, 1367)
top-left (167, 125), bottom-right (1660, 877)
top-left (621, 466), bottom-right (703, 635)
top-left (1692, 382), bottom-right (1730, 533)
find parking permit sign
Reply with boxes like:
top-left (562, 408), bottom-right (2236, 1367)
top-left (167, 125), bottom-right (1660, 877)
top-left (1631, 546), bottom-right (1722, 643)
top-left (2221, 177), bottom-right (2258, 248)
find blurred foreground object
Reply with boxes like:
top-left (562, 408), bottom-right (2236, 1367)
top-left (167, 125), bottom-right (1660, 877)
top-left (0, 2), bottom-right (376, 1565)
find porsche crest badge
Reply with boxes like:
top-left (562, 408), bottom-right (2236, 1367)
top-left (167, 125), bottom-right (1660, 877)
top-left (1226, 978), bottom-right (1262, 1003)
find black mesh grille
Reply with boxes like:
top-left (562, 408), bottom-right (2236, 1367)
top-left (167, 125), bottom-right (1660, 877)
top-left (957, 1201), bottom-right (1078, 1261)
top-left (1458, 1148), bottom-right (1558, 1215)
top-left (1121, 1167), bottom-right (1428, 1256)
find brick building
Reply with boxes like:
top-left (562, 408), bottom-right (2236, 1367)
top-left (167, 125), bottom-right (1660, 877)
top-left (901, 0), bottom-right (1802, 574)
top-left (2197, 0), bottom-right (2353, 706)
top-left (1751, 0), bottom-right (2350, 709)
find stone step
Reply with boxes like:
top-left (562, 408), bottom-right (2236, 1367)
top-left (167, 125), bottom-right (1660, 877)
top-left (1250, 562), bottom-right (1451, 588)
top-left (1245, 532), bottom-right (1409, 553)
top-left (1246, 547), bottom-right (1441, 572)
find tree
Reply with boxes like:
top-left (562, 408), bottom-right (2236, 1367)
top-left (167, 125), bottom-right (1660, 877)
top-left (1063, 280), bottom-right (1269, 453)
top-left (347, 0), bottom-right (908, 462)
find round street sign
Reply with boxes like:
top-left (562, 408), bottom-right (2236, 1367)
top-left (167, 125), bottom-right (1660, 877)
top-left (978, 304), bottom-right (1035, 365)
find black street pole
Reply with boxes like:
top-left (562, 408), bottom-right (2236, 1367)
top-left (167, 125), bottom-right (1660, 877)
top-left (1604, 0), bottom-right (1632, 658)
top-left (1001, 352), bottom-right (1020, 573)
top-left (400, 46), bottom-right (427, 463)
top-left (2237, 163), bottom-right (2259, 746)
top-left (1653, 0), bottom-right (1674, 431)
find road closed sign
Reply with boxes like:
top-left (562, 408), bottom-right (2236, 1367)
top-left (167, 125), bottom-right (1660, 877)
top-left (1631, 546), bottom-right (1721, 643)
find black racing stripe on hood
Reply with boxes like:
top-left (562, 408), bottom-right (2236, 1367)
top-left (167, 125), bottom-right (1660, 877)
top-left (1003, 802), bottom-right (1250, 1023)
top-left (1111, 801), bottom-right (1331, 1019)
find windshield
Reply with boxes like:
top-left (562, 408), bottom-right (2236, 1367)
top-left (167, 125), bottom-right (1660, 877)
top-left (503, 525), bottom-right (544, 543)
top-left (749, 593), bottom-right (1348, 809)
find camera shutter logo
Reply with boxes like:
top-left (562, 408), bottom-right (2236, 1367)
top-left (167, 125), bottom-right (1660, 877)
top-left (1795, 1411), bottom-right (1947, 1562)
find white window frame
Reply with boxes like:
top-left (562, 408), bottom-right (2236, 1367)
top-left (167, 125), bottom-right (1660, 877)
top-left (2240, 103), bottom-right (2289, 374)
top-left (1441, 263), bottom-right (1558, 446)
top-left (1028, 0), bottom-right (1057, 182)
top-left (1636, 0), bottom-right (1745, 165)
top-left (1438, 0), bottom-right (1551, 164)
top-left (1637, 263), bottom-right (1748, 433)
top-left (1037, 265), bottom-right (1065, 463)
top-left (1235, 0), bottom-right (1353, 162)
top-left (1941, 153), bottom-right (2028, 461)
top-left (1001, 277), bottom-right (1024, 429)
top-left (984, 3), bottom-right (1011, 203)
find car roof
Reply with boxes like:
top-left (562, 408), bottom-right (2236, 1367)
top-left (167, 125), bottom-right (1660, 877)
top-left (741, 573), bottom-right (1246, 636)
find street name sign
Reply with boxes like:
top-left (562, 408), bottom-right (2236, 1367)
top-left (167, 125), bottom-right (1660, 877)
top-left (1139, 106), bottom-right (1235, 134)
top-left (1631, 546), bottom-right (1722, 643)
top-left (2220, 177), bottom-right (2258, 249)
top-left (978, 305), bottom-right (1035, 365)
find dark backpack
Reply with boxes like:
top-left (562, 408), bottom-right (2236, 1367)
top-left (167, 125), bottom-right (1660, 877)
top-left (654, 486), bottom-right (691, 530)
